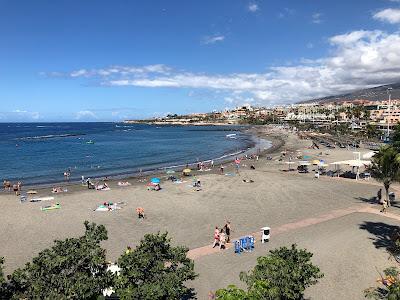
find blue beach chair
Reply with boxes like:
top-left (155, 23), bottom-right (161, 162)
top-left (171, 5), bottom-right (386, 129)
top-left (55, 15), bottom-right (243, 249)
top-left (234, 240), bottom-right (241, 254)
top-left (240, 237), bottom-right (248, 252)
top-left (248, 236), bottom-right (255, 251)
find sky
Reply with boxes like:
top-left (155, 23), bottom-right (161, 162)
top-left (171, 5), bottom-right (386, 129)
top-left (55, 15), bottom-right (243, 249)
top-left (1, 0), bottom-right (400, 122)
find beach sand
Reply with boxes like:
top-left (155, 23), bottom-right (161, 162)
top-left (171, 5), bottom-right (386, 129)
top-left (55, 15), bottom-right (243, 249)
top-left (1, 125), bottom-right (399, 299)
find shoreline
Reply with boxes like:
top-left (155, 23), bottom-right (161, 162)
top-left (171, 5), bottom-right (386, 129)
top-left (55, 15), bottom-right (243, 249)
top-left (5, 125), bottom-right (284, 195)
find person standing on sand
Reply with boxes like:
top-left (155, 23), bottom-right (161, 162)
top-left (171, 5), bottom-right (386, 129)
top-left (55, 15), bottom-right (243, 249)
top-left (13, 183), bottom-right (19, 196)
top-left (223, 221), bottom-right (231, 243)
top-left (211, 160), bottom-right (214, 168)
top-left (212, 226), bottom-right (220, 248)
top-left (377, 188), bottom-right (382, 203)
top-left (381, 199), bottom-right (388, 213)
top-left (220, 164), bottom-right (224, 175)
top-left (219, 229), bottom-right (226, 249)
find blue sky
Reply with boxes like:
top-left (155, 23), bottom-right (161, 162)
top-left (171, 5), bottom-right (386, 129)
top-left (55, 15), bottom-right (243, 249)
top-left (1, 0), bottom-right (400, 121)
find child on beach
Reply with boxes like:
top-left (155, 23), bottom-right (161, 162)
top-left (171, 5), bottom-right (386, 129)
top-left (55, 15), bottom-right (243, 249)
top-left (212, 226), bottom-right (220, 248)
top-left (13, 183), bottom-right (19, 195)
top-left (136, 207), bottom-right (145, 219)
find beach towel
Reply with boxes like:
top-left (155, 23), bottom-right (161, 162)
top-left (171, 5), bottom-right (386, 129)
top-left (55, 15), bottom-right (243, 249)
top-left (31, 196), bottom-right (55, 202)
top-left (95, 205), bottom-right (110, 212)
top-left (95, 202), bottom-right (125, 211)
top-left (225, 173), bottom-right (235, 176)
top-left (96, 185), bottom-right (111, 191)
top-left (40, 203), bottom-right (60, 211)
top-left (118, 182), bottom-right (131, 187)
top-left (52, 188), bottom-right (68, 194)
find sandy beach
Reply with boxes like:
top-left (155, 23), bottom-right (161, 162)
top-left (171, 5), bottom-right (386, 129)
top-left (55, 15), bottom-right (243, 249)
top-left (1, 125), bottom-right (399, 299)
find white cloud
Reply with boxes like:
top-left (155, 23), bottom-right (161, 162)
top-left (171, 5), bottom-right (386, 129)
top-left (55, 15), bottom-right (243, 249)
top-left (311, 12), bottom-right (323, 24)
top-left (71, 69), bottom-right (88, 77)
top-left (329, 30), bottom-right (382, 45)
top-left (44, 64), bottom-right (170, 79)
top-left (373, 8), bottom-right (400, 24)
top-left (248, 3), bottom-right (259, 12)
top-left (51, 30), bottom-right (400, 105)
top-left (75, 110), bottom-right (97, 120)
top-left (278, 8), bottom-right (295, 19)
top-left (8, 110), bottom-right (40, 120)
top-left (202, 35), bottom-right (225, 45)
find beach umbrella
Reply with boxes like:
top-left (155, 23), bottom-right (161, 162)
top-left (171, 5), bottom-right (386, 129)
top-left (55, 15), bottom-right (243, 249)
top-left (183, 168), bottom-right (191, 173)
top-left (298, 161), bottom-right (311, 166)
top-left (150, 177), bottom-right (160, 184)
top-left (166, 170), bottom-right (175, 174)
top-left (312, 160), bottom-right (320, 165)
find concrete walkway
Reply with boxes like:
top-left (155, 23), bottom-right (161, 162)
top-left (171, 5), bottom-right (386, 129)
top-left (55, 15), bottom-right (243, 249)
top-left (187, 204), bottom-right (400, 260)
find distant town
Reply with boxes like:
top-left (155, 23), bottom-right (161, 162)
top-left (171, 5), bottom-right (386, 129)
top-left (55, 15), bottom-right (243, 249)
top-left (125, 93), bottom-right (399, 140)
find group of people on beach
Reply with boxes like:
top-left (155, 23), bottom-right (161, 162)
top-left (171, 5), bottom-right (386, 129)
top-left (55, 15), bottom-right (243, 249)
top-left (3, 180), bottom-right (22, 195)
top-left (212, 221), bottom-right (232, 250)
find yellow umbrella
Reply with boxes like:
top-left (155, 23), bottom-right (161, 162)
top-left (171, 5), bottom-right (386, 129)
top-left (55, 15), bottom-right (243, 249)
top-left (312, 160), bottom-right (320, 165)
top-left (183, 168), bottom-right (191, 173)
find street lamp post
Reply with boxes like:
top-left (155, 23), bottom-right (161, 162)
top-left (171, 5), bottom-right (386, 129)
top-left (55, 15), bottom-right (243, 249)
top-left (387, 87), bottom-right (393, 138)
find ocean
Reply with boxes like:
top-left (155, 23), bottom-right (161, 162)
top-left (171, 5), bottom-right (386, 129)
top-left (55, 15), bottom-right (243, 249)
top-left (0, 122), bottom-right (267, 186)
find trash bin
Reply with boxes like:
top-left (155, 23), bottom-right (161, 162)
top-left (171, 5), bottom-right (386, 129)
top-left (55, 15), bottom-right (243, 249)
top-left (261, 227), bottom-right (270, 243)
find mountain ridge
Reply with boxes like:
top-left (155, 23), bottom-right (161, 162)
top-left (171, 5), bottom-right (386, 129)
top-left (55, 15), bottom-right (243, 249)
top-left (299, 82), bottom-right (400, 104)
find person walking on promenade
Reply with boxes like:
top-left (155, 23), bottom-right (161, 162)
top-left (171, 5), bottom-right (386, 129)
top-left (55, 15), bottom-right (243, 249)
top-left (212, 226), bottom-right (220, 248)
top-left (223, 221), bottom-right (232, 243)
top-left (219, 229), bottom-right (226, 249)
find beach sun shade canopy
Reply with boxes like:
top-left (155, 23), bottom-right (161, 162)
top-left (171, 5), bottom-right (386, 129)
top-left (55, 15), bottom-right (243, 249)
top-left (150, 177), bottom-right (160, 184)
top-left (183, 168), bottom-right (191, 173)
top-left (312, 160), bottom-right (320, 165)
top-left (299, 161), bottom-right (311, 166)
top-left (362, 151), bottom-right (376, 159)
top-left (330, 160), bottom-right (371, 167)
top-left (166, 170), bottom-right (175, 174)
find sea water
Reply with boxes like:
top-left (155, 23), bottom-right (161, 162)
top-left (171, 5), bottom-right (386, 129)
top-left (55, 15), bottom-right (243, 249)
top-left (0, 122), bottom-right (259, 185)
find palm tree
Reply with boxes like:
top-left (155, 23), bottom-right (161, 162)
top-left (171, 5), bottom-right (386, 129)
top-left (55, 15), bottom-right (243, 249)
top-left (369, 146), bottom-right (400, 206)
